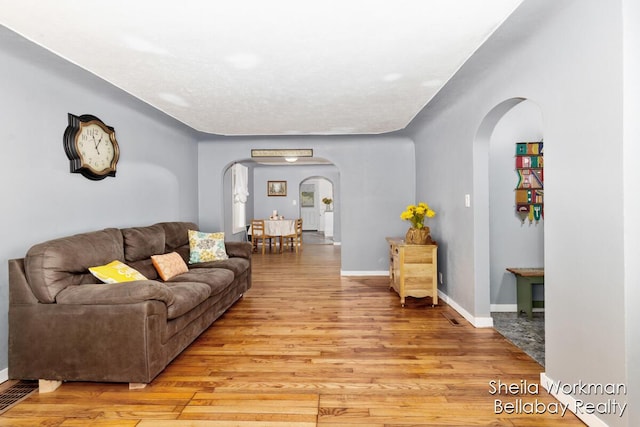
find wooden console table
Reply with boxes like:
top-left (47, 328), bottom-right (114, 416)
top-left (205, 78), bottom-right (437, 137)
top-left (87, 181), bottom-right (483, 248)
top-left (505, 268), bottom-right (544, 319)
top-left (386, 237), bottom-right (438, 307)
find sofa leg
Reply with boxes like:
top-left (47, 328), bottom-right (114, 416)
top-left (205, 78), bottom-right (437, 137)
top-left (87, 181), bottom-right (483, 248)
top-left (129, 382), bottom-right (148, 390)
top-left (39, 379), bottom-right (62, 393)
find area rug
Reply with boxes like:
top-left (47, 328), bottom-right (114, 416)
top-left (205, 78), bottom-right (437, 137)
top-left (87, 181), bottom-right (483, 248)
top-left (492, 311), bottom-right (545, 366)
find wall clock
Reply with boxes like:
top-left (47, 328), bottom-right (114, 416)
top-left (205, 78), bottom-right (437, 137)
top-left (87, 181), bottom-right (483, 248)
top-left (63, 113), bottom-right (120, 180)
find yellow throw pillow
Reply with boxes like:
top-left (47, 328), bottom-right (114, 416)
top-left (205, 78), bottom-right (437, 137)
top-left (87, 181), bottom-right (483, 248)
top-left (89, 260), bottom-right (147, 284)
top-left (151, 252), bottom-right (189, 281)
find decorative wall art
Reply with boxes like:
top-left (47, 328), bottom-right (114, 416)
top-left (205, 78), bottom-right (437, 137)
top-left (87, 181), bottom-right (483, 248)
top-left (267, 180), bottom-right (287, 196)
top-left (301, 191), bottom-right (315, 207)
top-left (514, 141), bottom-right (543, 223)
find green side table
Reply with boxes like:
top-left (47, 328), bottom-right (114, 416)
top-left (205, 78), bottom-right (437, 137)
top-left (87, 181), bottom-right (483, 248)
top-left (506, 268), bottom-right (544, 319)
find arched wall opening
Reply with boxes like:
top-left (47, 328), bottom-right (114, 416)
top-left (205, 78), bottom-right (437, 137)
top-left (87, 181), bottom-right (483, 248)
top-left (488, 100), bottom-right (544, 311)
top-left (473, 97), bottom-right (544, 322)
top-left (299, 176), bottom-right (335, 238)
top-left (220, 159), bottom-right (341, 248)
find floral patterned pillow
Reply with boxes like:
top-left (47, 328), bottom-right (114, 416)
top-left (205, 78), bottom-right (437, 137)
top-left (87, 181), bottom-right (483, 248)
top-left (188, 230), bottom-right (228, 264)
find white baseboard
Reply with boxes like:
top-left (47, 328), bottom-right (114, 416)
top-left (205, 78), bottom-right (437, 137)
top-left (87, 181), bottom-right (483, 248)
top-left (0, 368), bottom-right (8, 384)
top-left (491, 304), bottom-right (518, 312)
top-left (340, 270), bottom-right (388, 276)
top-left (438, 291), bottom-right (493, 328)
top-left (473, 316), bottom-right (494, 328)
top-left (490, 304), bottom-right (545, 313)
top-left (540, 372), bottom-right (611, 427)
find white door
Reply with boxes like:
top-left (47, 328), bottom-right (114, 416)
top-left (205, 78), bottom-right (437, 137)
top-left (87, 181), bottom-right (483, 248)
top-left (300, 183), bottom-right (318, 230)
top-left (301, 208), bottom-right (318, 230)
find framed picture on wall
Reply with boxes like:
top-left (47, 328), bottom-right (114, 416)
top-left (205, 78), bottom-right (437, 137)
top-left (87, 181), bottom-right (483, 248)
top-left (301, 191), bottom-right (314, 207)
top-left (267, 180), bottom-right (287, 196)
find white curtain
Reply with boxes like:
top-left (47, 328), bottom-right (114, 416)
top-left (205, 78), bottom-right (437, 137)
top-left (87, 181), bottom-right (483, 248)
top-left (232, 164), bottom-right (249, 234)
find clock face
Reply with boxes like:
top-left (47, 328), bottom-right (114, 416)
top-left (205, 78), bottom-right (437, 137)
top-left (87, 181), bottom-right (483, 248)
top-left (64, 114), bottom-right (120, 180)
top-left (76, 123), bottom-right (116, 173)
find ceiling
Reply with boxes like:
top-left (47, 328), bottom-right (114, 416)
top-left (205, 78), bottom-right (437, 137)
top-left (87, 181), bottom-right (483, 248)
top-left (0, 0), bottom-right (522, 136)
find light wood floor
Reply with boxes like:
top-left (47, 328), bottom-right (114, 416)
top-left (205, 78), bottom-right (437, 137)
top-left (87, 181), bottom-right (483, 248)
top-left (0, 244), bottom-right (583, 426)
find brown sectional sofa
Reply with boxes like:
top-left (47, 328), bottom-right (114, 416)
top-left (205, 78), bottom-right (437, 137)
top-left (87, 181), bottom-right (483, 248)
top-left (8, 221), bottom-right (251, 390)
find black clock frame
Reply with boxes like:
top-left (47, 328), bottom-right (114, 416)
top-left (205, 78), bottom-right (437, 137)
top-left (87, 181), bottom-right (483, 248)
top-left (63, 113), bottom-right (120, 180)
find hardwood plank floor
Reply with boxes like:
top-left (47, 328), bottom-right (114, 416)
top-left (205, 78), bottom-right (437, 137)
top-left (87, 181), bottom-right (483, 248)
top-left (0, 244), bottom-right (583, 426)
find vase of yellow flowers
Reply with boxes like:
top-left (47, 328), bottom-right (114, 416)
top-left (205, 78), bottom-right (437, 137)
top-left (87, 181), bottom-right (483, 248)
top-left (322, 197), bottom-right (333, 211)
top-left (401, 202), bottom-right (436, 244)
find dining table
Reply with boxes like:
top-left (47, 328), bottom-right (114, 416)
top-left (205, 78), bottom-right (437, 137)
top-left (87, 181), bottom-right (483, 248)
top-left (249, 219), bottom-right (296, 252)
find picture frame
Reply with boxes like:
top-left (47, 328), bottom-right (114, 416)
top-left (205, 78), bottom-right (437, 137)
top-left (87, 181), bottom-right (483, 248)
top-left (267, 180), bottom-right (287, 196)
top-left (301, 191), bottom-right (315, 207)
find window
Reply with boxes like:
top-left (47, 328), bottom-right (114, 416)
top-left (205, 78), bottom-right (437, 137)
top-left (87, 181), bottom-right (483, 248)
top-left (231, 164), bottom-right (249, 234)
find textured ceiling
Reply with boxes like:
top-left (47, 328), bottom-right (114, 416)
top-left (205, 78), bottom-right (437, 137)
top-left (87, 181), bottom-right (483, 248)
top-left (0, 0), bottom-right (522, 136)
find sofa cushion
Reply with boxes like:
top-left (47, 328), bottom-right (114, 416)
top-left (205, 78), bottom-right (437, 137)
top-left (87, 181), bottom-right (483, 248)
top-left (56, 281), bottom-right (175, 306)
top-left (188, 230), bottom-right (228, 264)
top-left (89, 260), bottom-right (147, 284)
top-left (157, 222), bottom-right (198, 252)
top-left (151, 252), bottom-right (189, 281)
top-left (165, 282), bottom-right (212, 319)
top-left (224, 241), bottom-right (253, 259)
top-left (168, 268), bottom-right (235, 297)
top-left (189, 257), bottom-right (250, 277)
top-left (24, 228), bottom-right (124, 303)
top-left (122, 224), bottom-right (165, 262)
top-left (173, 246), bottom-right (190, 264)
top-left (127, 258), bottom-right (159, 280)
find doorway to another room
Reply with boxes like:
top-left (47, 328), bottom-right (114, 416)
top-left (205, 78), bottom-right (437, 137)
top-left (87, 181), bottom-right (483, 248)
top-left (300, 177), bottom-right (334, 245)
top-left (476, 98), bottom-right (545, 366)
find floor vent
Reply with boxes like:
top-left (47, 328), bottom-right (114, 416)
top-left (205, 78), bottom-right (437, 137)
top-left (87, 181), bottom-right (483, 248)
top-left (0, 380), bottom-right (38, 415)
top-left (442, 312), bottom-right (462, 326)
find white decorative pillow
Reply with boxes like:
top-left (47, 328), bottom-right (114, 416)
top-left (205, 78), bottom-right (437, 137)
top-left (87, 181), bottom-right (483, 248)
top-left (89, 260), bottom-right (147, 284)
top-left (151, 252), bottom-right (189, 281)
top-left (188, 230), bottom-right (229, 264)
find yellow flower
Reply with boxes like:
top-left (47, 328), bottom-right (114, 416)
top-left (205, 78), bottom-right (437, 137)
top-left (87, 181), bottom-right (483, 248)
top-left (401, 201), bottom-right (436, 228)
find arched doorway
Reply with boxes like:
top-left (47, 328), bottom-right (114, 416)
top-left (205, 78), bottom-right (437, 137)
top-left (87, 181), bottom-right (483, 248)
top-left (474, 98), bottom-right (545, 364)
top-left (221, 161), bottom-right (340, 245)
top-left (299, 176), bottom-right (335, 244)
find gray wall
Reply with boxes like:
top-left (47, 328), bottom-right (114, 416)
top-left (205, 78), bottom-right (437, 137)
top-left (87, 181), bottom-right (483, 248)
top-left (405, 0), bottom-right (629, 425)
top-left (198, 136), bottom-right (415, 273)
top-left (0, 27), bottom-right (199, 373)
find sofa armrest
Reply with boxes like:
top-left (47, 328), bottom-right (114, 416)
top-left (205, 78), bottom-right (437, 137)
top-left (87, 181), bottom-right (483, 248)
top-left (55, 281), bottom-right (175, 306)
top-left (9, 299), bottom-right (168, 384)
top-left (225, 241), bottom-right (252, 259)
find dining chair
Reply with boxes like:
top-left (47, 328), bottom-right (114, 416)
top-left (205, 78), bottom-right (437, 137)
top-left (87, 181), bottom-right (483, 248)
top-left (283, 218), bottom-right (303, 253)
top-left (251, 219), bottom-right (273, 254)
